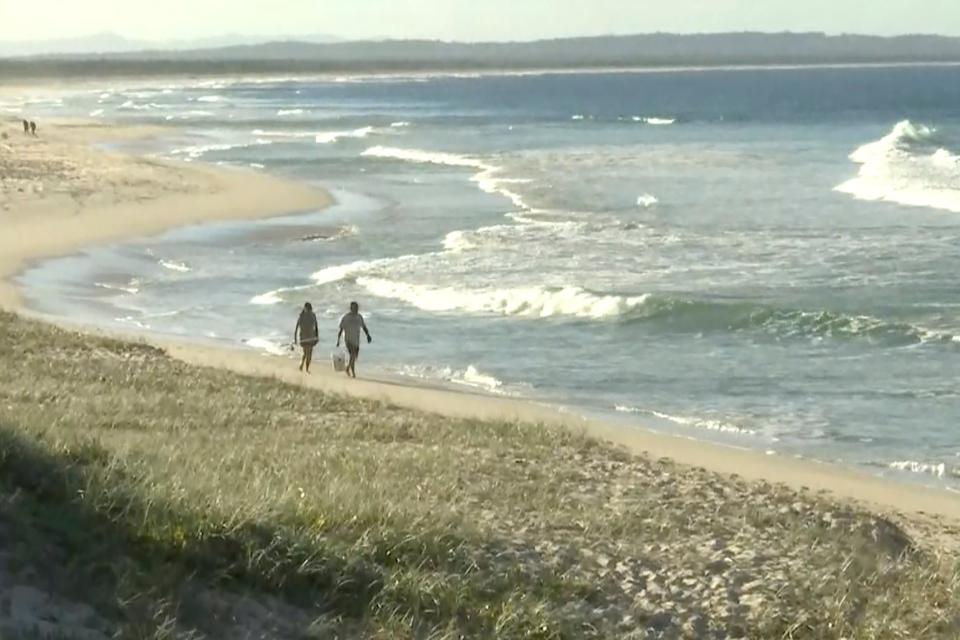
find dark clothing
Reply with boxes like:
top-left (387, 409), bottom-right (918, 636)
top-left (297, 310), bottom-right (318, 345)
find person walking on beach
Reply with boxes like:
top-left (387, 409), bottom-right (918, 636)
top-left (22, 120), bottom-right (29, 134)
top-left (337, 301), bottom-right (372, 378)
top-left (294, 302), bottom-right (319, 373)
top-left (29, 121), bottom-right (37, 136)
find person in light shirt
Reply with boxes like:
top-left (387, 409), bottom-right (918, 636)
top-left (337, 301), bottom-right (372, 378)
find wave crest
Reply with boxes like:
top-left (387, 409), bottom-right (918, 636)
top-left (616, 406), bottom-right (757, 436)
top-left (836, 119), bottom-right (960, 213)
top-left (625, 295), bottom-right (952, 345)
top-left (356, 277), bottom-right (649, 319)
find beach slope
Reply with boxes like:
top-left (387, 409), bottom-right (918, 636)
top-left (0, 119), bottom-right (331, 308)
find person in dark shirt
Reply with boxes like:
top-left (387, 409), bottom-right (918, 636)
top-left (294, 302), bottom-right (319, 373)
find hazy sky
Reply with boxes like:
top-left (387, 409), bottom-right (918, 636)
top-left (2, 0), bottom-right (959, 42)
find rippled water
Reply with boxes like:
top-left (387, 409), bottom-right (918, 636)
top-left (14, 66), bottom-right (960, 487)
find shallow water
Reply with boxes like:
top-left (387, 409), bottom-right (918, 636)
top-left (16, 66), bottom-right (960, 488)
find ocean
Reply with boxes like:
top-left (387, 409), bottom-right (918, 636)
top-left (10, 65), bottom-right (960, 488)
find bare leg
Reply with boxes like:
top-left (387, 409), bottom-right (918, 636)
top-left (304, 345), bottom-right (314, 373)
top-left (347, 346), bottom-right (358, 378)
top-left (299, 345), bottom-right (306, 371)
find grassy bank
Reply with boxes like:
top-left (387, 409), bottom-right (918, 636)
top-left (0, 311), bottom-right (957, 639)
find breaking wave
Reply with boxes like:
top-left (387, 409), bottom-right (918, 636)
top-left (316, 126), bottom-right (376, 144)
top-left (636, 193), bottom-right (659, 208)
top-left (159, 260), bottom-right (190, 273)
top-left (251, 128), bottom-right (317, 139)
top-left (632, 116), bottom-right (676, 125)
top-left (249, 283), bottom-right (315, 306)
top-left (95, 281), bottom-right (140, 295)
top-left (835, 120), bottom-right (960, 213)
top-left (169, 139), bottom-right (271, 160)
top-left (244, 337), bottom-right (290, 356)
top-left (619, 295), bottom-right (954, 345)
top-left (355, 277), bottom-right (649, 319)
top-left (392, 363), bottom-right (509, 394)
top-left (616, 406), bottom-right (757, 436)
top-left (118, 100), bottom-right (168, 111)
top-left (361, 146), bottom-right (531, 210)
top-left (884, 460), bottom-right (960, 478)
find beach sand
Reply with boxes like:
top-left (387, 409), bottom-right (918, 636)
top-left (2, 115), bottom-right (959, 539)
top-left (0, 118), bottom-right (330, 308)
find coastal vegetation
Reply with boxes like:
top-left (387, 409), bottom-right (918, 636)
top-left (0, 310), bottom-right (958, 638)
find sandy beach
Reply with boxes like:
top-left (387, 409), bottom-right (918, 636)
top-left (2, 112), bottom-right (960, 637)
top-left (2, 115), bottom-right (959, 531)
top-left (0, 118), bottom-right (331, 308)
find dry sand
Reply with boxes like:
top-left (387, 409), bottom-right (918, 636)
top-left (2, 115), bottom-right (959, 541)
top-left (0, 118), bottom-right (330, 307)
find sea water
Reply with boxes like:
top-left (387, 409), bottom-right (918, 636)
top-left (14, 66), bottom-right (960, 487)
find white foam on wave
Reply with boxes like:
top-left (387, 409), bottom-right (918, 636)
top-left (249, 283), bottom-right (317, 306)
top-left (571, 114), bottom-right (586, 121)
top-left (169, 139), bottom-right (271, 160)
top-left (89, 109), bottom-right (105, 117)
top-left (362, 145), bottom-right (486, 168)
top-left (301, 225), bottom-right (359, 243)
top-left (252, 128), bottom-right (317, 139)
top-left (277, 108), bottom-right (305, 116)
top-left (196, 95), bottom-right (225, 103)
top-left (636, 193), bottom-right (659, 208)
top-left (356, 276), bottom-right (648, 319)
top-left (836, 120), bottom-right (960, 213)
top-left (633, 116), bottom-right (676, 125)
top-left (311, 259), bottom-right (380, 285)
top-left (362, 146), bottom-right (531, 211)
top-left (119, 100), bottom-right (167, 111)
top-left (394, 363), bottom-right (508, 394)
top-left (244, 337), bottom-right (290, 356)
top-left (159, 260), bottom-right (191, 273)
top-left (616, 406), bottom-right (758, 436)
top-left (95, 282), bottom-right (140, 295)
top-left (455, 365), bottom-right (504, 392)
top-left (442, 230), bottom-right (477, 252)
top-left (888, 460), bottom-right (951, 477)
top-left (315, 126), bottom-right (377, 144)
top-left (390, 121), bottom-right (411, 128)
top-left (250, 291), bottom-right (282, 305)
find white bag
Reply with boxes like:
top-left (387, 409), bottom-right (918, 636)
top-left (331, 352), bottom-right (347, 372)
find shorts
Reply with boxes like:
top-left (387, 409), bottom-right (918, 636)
top-left (345, 341), bottom-right (360, 356)
top-left (300, 338), bottom-right (318, 347)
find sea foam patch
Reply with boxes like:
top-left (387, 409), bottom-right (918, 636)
top-left (836, 120), bottom-right (960, 213)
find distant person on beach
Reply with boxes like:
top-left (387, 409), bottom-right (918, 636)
top-left (294, 302), bottom-right (319, 373)
top-left (337, 301), bottom-right (372, 378)
top-left (29, 121), bottom-right (37, 136)
top-left (22, 120), bottom-right (29, 134)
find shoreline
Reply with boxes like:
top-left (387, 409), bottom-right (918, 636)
top-left (3, 116), bottom-right (960, 535)
top-left (0, 118), bottom-right (332, 308)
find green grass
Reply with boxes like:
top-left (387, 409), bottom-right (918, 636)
top-left (0, 310), bottom-right (958, 638)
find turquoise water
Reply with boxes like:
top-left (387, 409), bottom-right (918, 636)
top-left (12, 66), bottom-right (960, 487)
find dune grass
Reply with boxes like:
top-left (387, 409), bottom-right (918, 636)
top-left (0, 310), bottom-right (958, 638)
